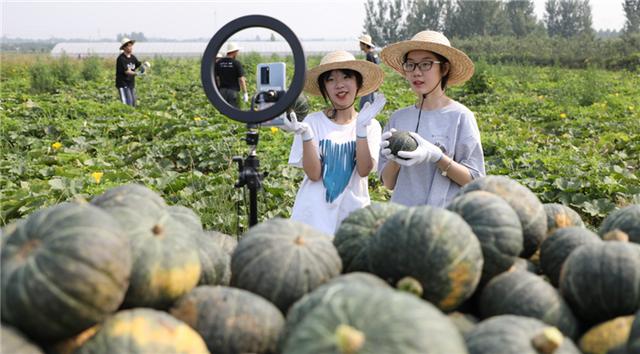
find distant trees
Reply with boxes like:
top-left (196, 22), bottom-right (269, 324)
top-left (116, 32), bottom-right (147, 42)
top-left (623, 0), bottom-right (640, 34)
top-left (544, 0), bottom-right (594, 38)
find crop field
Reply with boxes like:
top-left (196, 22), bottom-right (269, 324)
top-left (1, 53), bottom-right (639, 235)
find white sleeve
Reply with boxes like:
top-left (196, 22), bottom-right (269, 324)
top-left (366, 120), bottom-right (382, 172)
top-left (288, 134), bottom-right (303, 168)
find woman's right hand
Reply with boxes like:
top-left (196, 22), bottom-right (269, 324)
top-left (282, 112), bottom-right (314, 141)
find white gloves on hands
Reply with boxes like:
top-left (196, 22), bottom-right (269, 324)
top-left (243, 92), bottom-right (249, 103)
top-left (380, 129), bottom-right (444, 167)
top-left (356, 93), bottom-right (386, 138)
top-left (282, 112), bottom-right (314, 141)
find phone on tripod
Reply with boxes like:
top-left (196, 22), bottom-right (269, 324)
top-left (252, 62), bottom-right (287, 127)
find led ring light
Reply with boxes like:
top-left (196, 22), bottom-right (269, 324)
top-left (201, 15), bottom-right (306, 124)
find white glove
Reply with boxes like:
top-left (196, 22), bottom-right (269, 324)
top-left (243, 92), bottom-right (249, 103)
top-left (281, 112), bottom-right (314, 141)
top-left (395, 132), bottom-right (443, 166)
top-left (356, 93), bottom-right (386, 138)
top-left (380, 128), bottom-right (404, 164)
top-left (143, 61), bottom-right (151, 68)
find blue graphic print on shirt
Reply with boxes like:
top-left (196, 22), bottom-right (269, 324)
top-left (319, 139), bottom-right (356, 203)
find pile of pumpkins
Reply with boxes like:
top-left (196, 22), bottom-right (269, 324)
top-left (1, 175), bottom-right (639, 354)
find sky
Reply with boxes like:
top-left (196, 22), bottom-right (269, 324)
top-left (1, 0), bottom-right (627, 41)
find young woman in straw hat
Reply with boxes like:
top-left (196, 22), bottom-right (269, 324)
top-left (378, 30), bottom-right (485, 207)
top-left (282, 50), bottom-right (386, 235)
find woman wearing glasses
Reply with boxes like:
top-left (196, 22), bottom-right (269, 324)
top-left (378, 31), bottom-right (485, 207)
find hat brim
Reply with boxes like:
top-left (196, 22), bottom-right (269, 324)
top-left (381, 40), bottom-right (474, 86)
top-left (304, 60), bottom-right (384, 97)
top-left (120, 40), bottom-right (135, 50)
top-left (359, 39), bottom-right (375, 47)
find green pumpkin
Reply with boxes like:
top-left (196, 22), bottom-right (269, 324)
top-left (599, 205), bottom-right (640, 244)
top-left (387, 131), bottom-right (418, 159)
top-left (74, 308), bottom-right (209, 354)
top-left (539, 226), bottom-right (602, 287)
top-left (204, 230), bottom-right (236, 285)
top-left (92, 184), bottom-right (201, 309)
top-left (512, 257), bottom-right (540, 274)
top-left (459, 175), bottom-right (548, 258)
top-left (230, 218), bottom-right (342, 313)
top-left (560, 241), bottom-right (640, 324)
top-left (282, 285), bottom-right (468, 354)
top-left (543, 203), bottom-right (585, 235)
top-left (447, 191), bottom-right (523, 285)
top-left (0, 202), bottom-right (132, 342)
top-left (333, 202), bottom-right (406, 273)
top-left (466, 315), bottom-right (581, 354)
top-left (579, 315), bottom-right (633, 354)
top-left (171, 286), bottom-right (284, 354)
top-left (368, 206), bottom-right (483, 312)
top-left (628, 309), bottom-right (640, 354)
top-left (479, 270), bottom-right (580, 339)
top-left (1, 325), bottom-right (44, 354)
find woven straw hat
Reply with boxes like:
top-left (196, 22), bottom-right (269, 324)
top-left (358, 34), bottom-right (375, 47)
top-left (304, 50), bottom-right (384, 97)
top-left (225, 42), bottom-right (241, 54)
top-left (381, 31), bottom-right (474, 86)
top-left (119, 37), bottom-right (135, 50)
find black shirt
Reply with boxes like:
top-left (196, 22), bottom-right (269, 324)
top-left (215, 57), bottom-right (245, 91)
top-left (115, 53), bottom-right (141, 88)
top-left (366, 51), bottom-right (380, 65)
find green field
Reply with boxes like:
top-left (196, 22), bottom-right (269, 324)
top-left (1, 54), bottom-right (639, 234)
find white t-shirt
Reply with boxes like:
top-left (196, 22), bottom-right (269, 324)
top-left (288, 111), bottom-right (382, 235)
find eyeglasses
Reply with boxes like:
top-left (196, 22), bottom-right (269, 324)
top-left (402, 60), bottom-right (442, 72)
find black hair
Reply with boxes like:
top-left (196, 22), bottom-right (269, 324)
top-left (402, 51), bottom-right (449, 90)
top-left (317, 69), bottom-right (364, 103)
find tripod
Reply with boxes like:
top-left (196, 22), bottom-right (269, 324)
top-left (232, 125), bottom-right (266, 227)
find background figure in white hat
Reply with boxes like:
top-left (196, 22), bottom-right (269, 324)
top-left (115, 37), bottom-right (145, 107)
top-left (281, 50), bottom-right (386, 235)
top-left (379, 30), bottom-right (486, 207)
top-left (214, 42), bottom-right (248, 108)
top-left (358, 34), bottom-right (380, 110)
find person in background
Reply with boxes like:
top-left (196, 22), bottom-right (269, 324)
top-left (358, 34), bottom-right (380, 110)
top-left (378, 30), bottom-right (485, 207)
top-left (282, 50), bottom-right (386, 235)
top-left (214, 42), bottom-right (248, 108)
top-left (115, 37), bottom-right (145, 107)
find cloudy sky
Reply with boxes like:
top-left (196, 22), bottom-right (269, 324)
top-left (1, 0), bottom-right (626, 40)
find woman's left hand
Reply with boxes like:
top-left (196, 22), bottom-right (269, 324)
top-left (356, 93), bottom-right (386, 138)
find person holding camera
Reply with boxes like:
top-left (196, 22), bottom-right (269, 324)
top-left (215, 42), bottom-right (249, 108)
top-left (358, 34), bottom-right (380, 110)
top-left (282, 50), bottom-right (385, 235)
top-left (115, 37), bottom-right (148, 107)
top-left (378, 31), bottom-right (485, 207)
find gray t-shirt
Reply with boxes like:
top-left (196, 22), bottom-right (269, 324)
top-left (378, 100), bottom-right (485, 207)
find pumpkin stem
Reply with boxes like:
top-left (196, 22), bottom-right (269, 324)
top-left (531, 327), bottom-right (563, 354)
top-left (18, 239), bottom-right (41, 259)
top-left (152, 224), bottom-right (164, 236)
top-left (603, 229), bottom-right (629, 242)
top-left (294, 236), bottom-right (305, 245)
top-left (335, 324), bottom-right (365, 354)
top-left (396, 276), bottom-right (424, 297)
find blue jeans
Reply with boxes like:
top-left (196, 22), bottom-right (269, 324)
top-left (118, 86), bottom-right (137, 107)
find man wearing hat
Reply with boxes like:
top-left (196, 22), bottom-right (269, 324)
top-left (115, 37), bottom-right (142, 107)
top-left (358, 34), bottom-right (380, 110)
top-left (215, 42), bottom-right (248, 108)
top-left (378, 30), bottom-right (485, 207)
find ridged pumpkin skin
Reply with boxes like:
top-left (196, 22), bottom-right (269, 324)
top-left (92, 184), bottom-right (201, 309)
top-left (230, 218), bottom-right (342, 313)
top-left (368, 206), bottom-right (483, 312)
top-left (479, 270), bottom-right (580, 339)
top-left (1, 325), bottom-right (44, 354)
top-left (167, 206), bottom-right (229, 286)
top-left (387, 130), bottom-right (418, 159)
top-left (1, 202), bottom-right (132, 342)
top-left (459, 175), bottom-right (547, 258)
top-left (543, 203), bottom-right (585, 235)
top-left (560, 241), bottom-right (640, 324)
top-left (579, 315), bottom-right (633, 354)
top-left (170, 286), bottom-right (284, 354)
top-left (74, 308), bottom-right (209, 354)
top-left (465, 315), bottom-right (581, 354)
top-left (333, 202), bottom-right (406, 273)
top-left (599, 205), bottom-right (640, 244)
top-left (282, 286), bottom-right (468, 354)
top-left (512, 257), bottom-right (540, 273)
top-left (204, 230), bottom-right (236, 285)
top-left (539, 226), bottom-right (602, 287)
top-left (447, 191), bottom-right (523, 285)
top-left (628, 309), bottom-right (640, 354)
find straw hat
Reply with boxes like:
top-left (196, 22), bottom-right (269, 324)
top-left (381, 30), bottom-right (474, 86)
top-left (304, 50), bottom-right (384, 97)
top-left (119, 37), bottom-right (135, 50)
top-left (358, 34), bottom-right (375, 48)
top-left (225, 42), bottom-right (241, 54)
